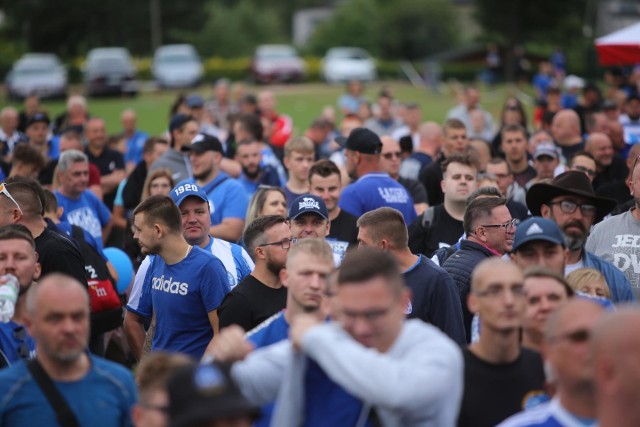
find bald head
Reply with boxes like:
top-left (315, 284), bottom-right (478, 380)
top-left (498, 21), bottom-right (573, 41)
top-left (551, 109), bottom-right (581, 145)
top-left (471, 258), bottom-right (522, 292)
top-left (592, 307), bottom-right (640, 359)
top-left (26, 273), bottom-right (89, 316)
top-left (585, 132), bottom-right (614, 167)
top-left (544, 298), bottom-right (604, 342)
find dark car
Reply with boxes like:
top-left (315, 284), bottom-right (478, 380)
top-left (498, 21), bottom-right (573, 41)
top-left (5, 53), bottom-right (67, 101)
top-left (250, 44), bottom-right (305, 84)
top-left (84, 47), bottom-right (138, 97)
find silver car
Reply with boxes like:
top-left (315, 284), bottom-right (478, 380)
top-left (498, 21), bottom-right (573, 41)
top-left (84, 47), bottom-right (138, 97)
top-left (152, 44), bottom-right (204, 88)
top-left (5, 53), bottom-right (67, 100)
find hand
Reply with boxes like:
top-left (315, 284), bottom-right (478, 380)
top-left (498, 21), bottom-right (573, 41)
top-left (203, 325), bottom-right (254, 363)
top-left (289, 313), bottom-right (321, 350)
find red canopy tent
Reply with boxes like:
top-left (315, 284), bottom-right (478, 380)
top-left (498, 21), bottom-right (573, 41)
top-left (596, 22), bottom-right (640, 66)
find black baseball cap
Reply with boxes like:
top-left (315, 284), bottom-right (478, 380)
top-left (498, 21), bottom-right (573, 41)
top-left (181, 133), bottom-right (224, 154)
top-left (289, 194), bottom-right (328, 220)
top-left (338, 127), bottom-right (382, 154)
top-left (168, 363), bottom-right (259, 427)
top-left (26, 112), bottom-right (50, 128)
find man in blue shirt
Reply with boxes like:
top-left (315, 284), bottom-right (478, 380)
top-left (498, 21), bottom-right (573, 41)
top-left (338, 127), bottom-right (416, 224)
top-left (124, 195), bottom-right (229, 360)
top-left (179, 133), bottom-right (248, 242)
top-left (0, 225), bottom-right (40, 368)
top-left (120, 109), bottom-right (149, 173)
top-left (0, 273), bottom-right (137, 426)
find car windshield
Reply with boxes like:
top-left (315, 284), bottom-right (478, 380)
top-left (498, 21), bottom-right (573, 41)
top-left (329, 49), bottom-right (369, 60)
top-left (258, 48), bottom-right (297, 60)
top-left (90, 56), bottom-right (129, 71)
top-left (14, 60), bottom-right (59, 75)
top-left (157, 54), bottom-right (197, 64)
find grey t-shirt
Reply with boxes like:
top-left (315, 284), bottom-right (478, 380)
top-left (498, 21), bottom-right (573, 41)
top-left (586, 208), bottom-right (640, 298)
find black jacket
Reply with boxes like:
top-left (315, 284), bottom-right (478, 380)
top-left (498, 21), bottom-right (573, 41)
top-left (442, 239), bottom-right (496, 343)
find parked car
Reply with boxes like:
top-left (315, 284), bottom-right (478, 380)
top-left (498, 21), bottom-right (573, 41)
top-left (5, 53), bottom-right (67, 100)
top-left (84, 47), bottom-right (138, 97)
top-left (152, 44), bottom-right (203, 89)
top-left (250, 44), bottom-right (305, 84)
top-left (321, 47), bottom-right (377, 84)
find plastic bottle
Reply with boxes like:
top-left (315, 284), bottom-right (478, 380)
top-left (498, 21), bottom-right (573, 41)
top-left (0, 274), bottom-right (19, 323)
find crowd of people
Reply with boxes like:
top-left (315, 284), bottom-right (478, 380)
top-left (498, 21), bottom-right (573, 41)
top-left (0, 71), bottom-right (639, 427)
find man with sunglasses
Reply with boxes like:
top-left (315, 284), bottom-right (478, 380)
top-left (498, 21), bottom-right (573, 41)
top-left (498, 299), bottom-right (605, 427)
top-left (0, 225), bottom-right (40, 368)
top-left (218, 215), bottom-right (291, 331)
top-left (527, 171), bottom-right (635, 303)
top-left (380, 136), bottom-right (428, 215)
top-left (443, 196), bottom-right (515, 342)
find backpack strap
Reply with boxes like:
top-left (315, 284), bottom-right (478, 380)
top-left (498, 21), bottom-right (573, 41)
top-left (27, 359), bottom-right (81, 427)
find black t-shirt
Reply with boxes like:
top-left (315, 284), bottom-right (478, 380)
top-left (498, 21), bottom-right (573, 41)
top-left (512, 165), bottom-right (537, 189)
top-left (217, 275), bottom-right (287, 331)
top-left (85, 147), bottom-right (125, 209)
top-left (398, 177), bottom-right (427, 204)
top-left (38, 159), bottom-right (57, 186)
top-left (419, 155), bottom-right (445, 206)
top-left (592, 154), bottom-right (629, 191)
top-left (35, 228), bottom-right (88, 287)
top-left (408, 203), bottom-right (464, 257)
top-left (457, 348), bottom-right (546, 427)
top-left (328, 209), bottom-right (359, 254)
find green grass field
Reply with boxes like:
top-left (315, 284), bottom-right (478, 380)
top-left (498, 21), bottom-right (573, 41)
top-left (1, 82), bottom-right (536, 137)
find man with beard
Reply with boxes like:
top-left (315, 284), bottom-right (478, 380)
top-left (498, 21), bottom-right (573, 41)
top-left (235, 139), bottom-right (281, 199)
top-left (587, 155), bottom-right (640, 299)
top-left (179, 133), bottom-right (248, 242)
top-left (124, 195), bottom-right (229, 360)
top-left (527, 171), bottom-right (635, 303)
top-left (218, 215), bottom-right (291, 331)
top-left (0, 273), bottom-right (137, 426)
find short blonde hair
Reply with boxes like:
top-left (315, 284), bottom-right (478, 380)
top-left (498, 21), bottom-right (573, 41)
top-left (284, 136), bottom-right (314, 157)
top-left (565, 268), bottom-right (611, 299)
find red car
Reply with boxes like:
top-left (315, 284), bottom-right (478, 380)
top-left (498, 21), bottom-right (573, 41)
top-left (250, 45), bottom-right (305, 84)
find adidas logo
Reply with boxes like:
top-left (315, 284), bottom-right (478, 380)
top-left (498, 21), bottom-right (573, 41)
top-left (526, 223), bottom-right (544, 235)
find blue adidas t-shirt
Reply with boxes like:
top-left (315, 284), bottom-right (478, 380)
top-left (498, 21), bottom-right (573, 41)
top-left (128, 246), bottom-right (230, 359)
top-left (177, 173), bottom-right (248, 226)
top-left (55, 190), bottom-right (111, 250)
top-left (338, 173), bottom-right (417, 224)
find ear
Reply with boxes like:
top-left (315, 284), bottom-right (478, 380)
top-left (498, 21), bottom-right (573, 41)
top-left (467, 292), bottom-right (479, 315)
top-left (380, 238), bottom-right (391, 250)
top-left (540, 204), bottom-right (552, 219)
top-left (153, 223), bottom-right (163, 237)
top-left (440, 179), bottom-right (446, 193)
top-left (56, 206), bottom-right (64, 219)
top-left (283, 155), bottom-right (290, 170)
top-left (33, 262), bottom-right (42, 281)
top-left (280, 268), bottom-right (289, 288)
top-left (325, 220), bottom-right (330, 237)
top-left (12, 208), bottom-right (22, 224)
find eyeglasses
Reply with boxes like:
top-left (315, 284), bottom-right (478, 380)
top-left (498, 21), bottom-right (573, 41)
top-left (571, 165), bottom-right (596, 177)
top-left (0, 183), bottom-right (22, 216)
top-left (550, 329), bottom-right (590, 344)
top-left (13, 326), bottom-right (30, 360)
top-left (480, 218), bottom-right (517, 231)
top-left (548, 200), bottom-right (597, 217)
top-left (257, 237), bottom-right (297, 250)
top-left (382, 151), bottom-right (402, 160)
top-left (474, 283), bottom-right (526, 299)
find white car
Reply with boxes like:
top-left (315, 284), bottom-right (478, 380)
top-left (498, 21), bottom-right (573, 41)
top-left (152, 44), bottom-right (204, 88)
top-left (321, 47), bottom-right (376, 84)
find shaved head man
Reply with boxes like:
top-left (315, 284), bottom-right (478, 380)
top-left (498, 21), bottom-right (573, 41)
top-left (551, 109), bottom-right (584, 161)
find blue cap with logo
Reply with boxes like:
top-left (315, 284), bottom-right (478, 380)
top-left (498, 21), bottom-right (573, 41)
top-left (170, 183), bottom-right (208, 207)
top-left (289, 194), bottom-right (328, 220)
top-left (512, 217), bottom-right (566, 253)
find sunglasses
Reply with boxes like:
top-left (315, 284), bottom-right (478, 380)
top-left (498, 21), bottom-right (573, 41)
top-left (0, 183), bottom-right (22, 216)
top-left (382, 151), bottom-right (402, 160)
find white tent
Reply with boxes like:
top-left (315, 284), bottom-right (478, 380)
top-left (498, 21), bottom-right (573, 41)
top-left (595, 22), bottom-right (640, 66)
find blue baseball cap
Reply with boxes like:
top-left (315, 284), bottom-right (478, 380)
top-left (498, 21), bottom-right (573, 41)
top-left (289, 194), bottom-right (328, 220)
top-left (512, 217), bottom-right (566, 253)
top-left (170, 183), bottom-right (208, 207)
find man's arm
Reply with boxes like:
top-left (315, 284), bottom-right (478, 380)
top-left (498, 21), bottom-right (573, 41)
top-left (101, 169), bottom-right (126, 194)
top-left (210, 218), bottom-right (245, 242)
top-left (123, 310), bottom-right (146, 361)
top-left (208, 309), bottom-right (220, 336)
top-left (293, 318), bottom-right (463, 411)
top-left (220, 158), bottom-right (241, 178)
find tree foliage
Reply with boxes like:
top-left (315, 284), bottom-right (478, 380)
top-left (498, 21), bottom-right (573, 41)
top-left (186, 0), bottom-right (287, 57)
top-left (474, 0), bottom-right (586, 46)
top-left (306, 0), bottom-right (459, 60)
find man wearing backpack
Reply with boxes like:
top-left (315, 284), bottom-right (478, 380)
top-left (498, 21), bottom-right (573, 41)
top-left (408, 154), bottom-right (478, 257)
